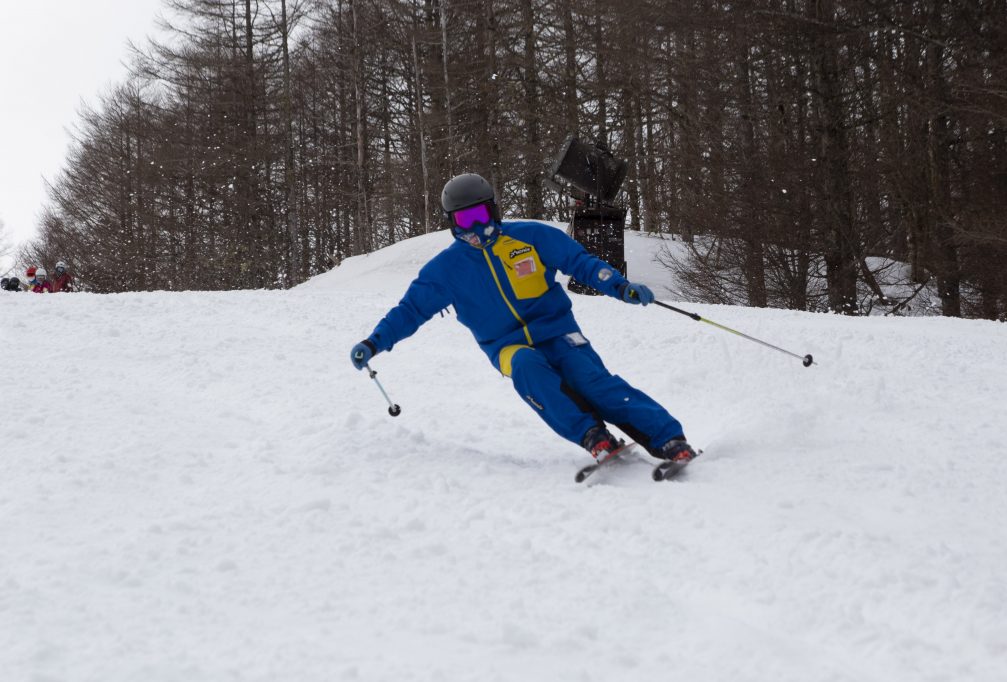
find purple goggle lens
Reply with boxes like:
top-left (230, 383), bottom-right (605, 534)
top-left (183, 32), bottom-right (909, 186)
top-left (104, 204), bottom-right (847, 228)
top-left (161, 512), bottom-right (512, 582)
top-left (451, 203), bottom-right (492, 230)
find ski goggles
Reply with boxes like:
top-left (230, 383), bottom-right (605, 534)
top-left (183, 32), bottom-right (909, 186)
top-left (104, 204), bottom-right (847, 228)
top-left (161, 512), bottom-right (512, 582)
top-left (450, 203), bottom-right (492, 230)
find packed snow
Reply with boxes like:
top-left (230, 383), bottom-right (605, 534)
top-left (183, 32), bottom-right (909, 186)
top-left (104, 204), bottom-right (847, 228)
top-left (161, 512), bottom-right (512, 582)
top-left (3, 228), bottom-right (1006, 682)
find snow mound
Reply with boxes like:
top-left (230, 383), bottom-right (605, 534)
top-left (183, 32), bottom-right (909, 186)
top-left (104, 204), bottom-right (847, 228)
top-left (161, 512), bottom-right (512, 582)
top-left (298, 229), bottom-right (454, 292)
top-left (299, 223), bottom-right (691, 296)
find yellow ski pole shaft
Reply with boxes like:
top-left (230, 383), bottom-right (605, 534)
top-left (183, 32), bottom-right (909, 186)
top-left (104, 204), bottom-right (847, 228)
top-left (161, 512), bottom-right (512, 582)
top-left (652, 300), bottom-right (815, 367)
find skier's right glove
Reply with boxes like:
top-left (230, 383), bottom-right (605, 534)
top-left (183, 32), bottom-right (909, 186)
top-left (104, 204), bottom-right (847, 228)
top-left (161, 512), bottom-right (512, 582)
top-left (350, 339), bottom-right (377, 370)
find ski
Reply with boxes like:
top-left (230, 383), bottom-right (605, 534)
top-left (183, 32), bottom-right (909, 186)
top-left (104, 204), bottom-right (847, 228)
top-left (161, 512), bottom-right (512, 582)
top-left (651, 449), bottom-right (702, 481)
top-left (574, 441), bottom-right (637, 483)
top-left (576, 444), bottom-right (703, 484)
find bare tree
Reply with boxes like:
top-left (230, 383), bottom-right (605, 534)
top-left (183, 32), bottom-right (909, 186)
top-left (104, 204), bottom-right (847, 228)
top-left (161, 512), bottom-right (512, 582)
top-left (20, 0), bottom-right (1005, 319)
top-left (0, 217), bottom-right (14, 277)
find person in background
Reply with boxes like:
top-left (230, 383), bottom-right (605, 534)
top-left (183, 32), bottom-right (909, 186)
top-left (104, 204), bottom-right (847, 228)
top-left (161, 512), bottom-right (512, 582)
top-left (26, 266), bottom-right (37, 286)
top-left (52, 261), bottom-right (74, 293)
top-left (4, 277), bottom-right (23, 291)
top-left (31, 268), bottom-right (52, 293)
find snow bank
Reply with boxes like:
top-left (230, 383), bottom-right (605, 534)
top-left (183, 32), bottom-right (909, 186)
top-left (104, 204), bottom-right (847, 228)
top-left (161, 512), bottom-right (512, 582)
top-left (2, 230), bottom-right (1006, 682)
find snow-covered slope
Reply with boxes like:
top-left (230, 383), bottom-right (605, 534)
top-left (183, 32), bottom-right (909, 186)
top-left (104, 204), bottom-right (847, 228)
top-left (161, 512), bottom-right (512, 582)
top-left (3, 230), bottom-right (1006, 682)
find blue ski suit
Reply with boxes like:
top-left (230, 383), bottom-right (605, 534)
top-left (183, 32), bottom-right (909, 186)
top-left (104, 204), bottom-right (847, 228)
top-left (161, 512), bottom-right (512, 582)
top-left (367, 220), bottom-right (684, 452)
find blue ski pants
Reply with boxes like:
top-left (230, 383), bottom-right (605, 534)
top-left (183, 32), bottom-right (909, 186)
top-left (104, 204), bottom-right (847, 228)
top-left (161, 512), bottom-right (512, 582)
top-left (498, 334), bottom-right (684, 453)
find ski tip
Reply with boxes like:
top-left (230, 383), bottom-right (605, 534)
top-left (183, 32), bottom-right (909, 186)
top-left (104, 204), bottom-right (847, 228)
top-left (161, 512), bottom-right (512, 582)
top-left (574, 464), bottom-right (597, 484)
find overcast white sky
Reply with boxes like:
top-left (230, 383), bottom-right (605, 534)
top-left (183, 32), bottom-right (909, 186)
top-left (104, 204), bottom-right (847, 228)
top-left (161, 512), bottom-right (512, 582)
top-left (1, 0), bottom-right (164, 270)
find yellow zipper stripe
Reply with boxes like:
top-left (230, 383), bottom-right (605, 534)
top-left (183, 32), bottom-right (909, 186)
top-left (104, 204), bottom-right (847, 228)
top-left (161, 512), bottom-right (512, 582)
top-left (483, 248), bottom-right (533, 346)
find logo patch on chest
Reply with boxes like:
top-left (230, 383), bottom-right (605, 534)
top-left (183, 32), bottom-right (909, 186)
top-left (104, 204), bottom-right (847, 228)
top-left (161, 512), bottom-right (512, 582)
top-left (514, 257), bottom-right (537, 278)
top-left (509, 246), bottom-right (532, 259)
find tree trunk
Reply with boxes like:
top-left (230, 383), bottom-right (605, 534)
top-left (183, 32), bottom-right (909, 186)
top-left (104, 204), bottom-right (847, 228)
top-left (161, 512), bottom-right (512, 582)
top-left (280, 0), bottom-right (298, 284)
top-left (440, 0), bottom-right (454, 176)
top-left (738, 48), bottom-right (767, 308)
top-left (482, 0), bottom-right (502, 198)
top-left (561, 0), bottom-right (578, 135)
top-left (925, 0), bottom-right (961, 317)
top-left (624, 86), bottom-right (641, 230)
top-left (350, 0), bottom-right (371, 255)
top-left (814, 0), bottom-right (858, 314)
top-left (594, 1), bottom-right (607, 142)
top-left (520, 0), bottom-right (542, 216)
top-left (410, 26), bottom-right (431, 234)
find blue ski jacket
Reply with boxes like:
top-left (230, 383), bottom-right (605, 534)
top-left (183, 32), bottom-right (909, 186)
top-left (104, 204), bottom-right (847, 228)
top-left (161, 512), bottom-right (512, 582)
top-left (368, 220), bottom-right (630, 374)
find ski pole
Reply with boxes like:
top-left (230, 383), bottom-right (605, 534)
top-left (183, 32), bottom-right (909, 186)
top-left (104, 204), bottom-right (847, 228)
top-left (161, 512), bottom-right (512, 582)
top-left (364, 363), bottom-right (402, 416)
top-left (652, 300), bottom-right (815, 367)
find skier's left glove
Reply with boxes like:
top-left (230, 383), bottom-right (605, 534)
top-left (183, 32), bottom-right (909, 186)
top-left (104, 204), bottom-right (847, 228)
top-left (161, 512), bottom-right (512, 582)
top-left (618, 282), bottom-right (655, 306)
top-left (350, 339), bottom-right (378, 370)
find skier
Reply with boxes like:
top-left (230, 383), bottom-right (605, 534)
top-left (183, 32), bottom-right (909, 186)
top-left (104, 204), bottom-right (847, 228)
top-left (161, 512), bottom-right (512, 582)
top-left (349, 173), bottom-right (696, 464)
top-left (4, 276), bottom-right (22, 291)
top-left (52, 261), bottom-right (74, 293)
top-left (31, 268), bottom-right (52, 293)
top-left (26, 266), bottom-right (37, 286)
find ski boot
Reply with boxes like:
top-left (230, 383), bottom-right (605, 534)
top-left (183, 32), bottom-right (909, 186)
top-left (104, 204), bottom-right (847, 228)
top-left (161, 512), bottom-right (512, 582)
top-left (653, 436), bottom-right (698, 463)
top-left (582, 425), bottom-right (624, 464)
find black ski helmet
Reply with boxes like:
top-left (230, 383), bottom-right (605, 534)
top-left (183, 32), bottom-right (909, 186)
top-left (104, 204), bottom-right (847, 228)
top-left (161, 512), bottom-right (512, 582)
top-left (441, 173), bottom-right (501, 247)
top-left (441, 173), bottom-right (500, 220)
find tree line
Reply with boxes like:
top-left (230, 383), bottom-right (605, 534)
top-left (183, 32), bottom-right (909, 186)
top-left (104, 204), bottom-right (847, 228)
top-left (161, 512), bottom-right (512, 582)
top-left (20, 0), bottom-right (1007, 319)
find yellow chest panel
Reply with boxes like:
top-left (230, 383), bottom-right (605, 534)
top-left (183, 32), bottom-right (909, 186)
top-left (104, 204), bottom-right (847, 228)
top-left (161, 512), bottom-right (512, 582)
top-left (490, 237), bottom-right (549, 300)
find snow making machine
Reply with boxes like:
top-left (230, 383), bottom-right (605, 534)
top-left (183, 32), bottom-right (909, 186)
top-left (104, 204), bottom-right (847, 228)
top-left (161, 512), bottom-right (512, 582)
top-left (546, 133), bottom-right (629, 295)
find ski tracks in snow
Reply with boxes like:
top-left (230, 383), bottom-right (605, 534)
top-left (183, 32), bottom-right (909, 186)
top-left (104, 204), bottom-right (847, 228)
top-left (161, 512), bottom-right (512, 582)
top-left (2, 268), bottom-right (1007, 681)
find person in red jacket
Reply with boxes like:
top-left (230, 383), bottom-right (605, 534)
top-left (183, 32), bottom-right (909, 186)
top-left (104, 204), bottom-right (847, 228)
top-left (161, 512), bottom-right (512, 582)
top-left (52, 261), bottom-right (74, 293)
top-left (31, 267), bottom-right (52, 293)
